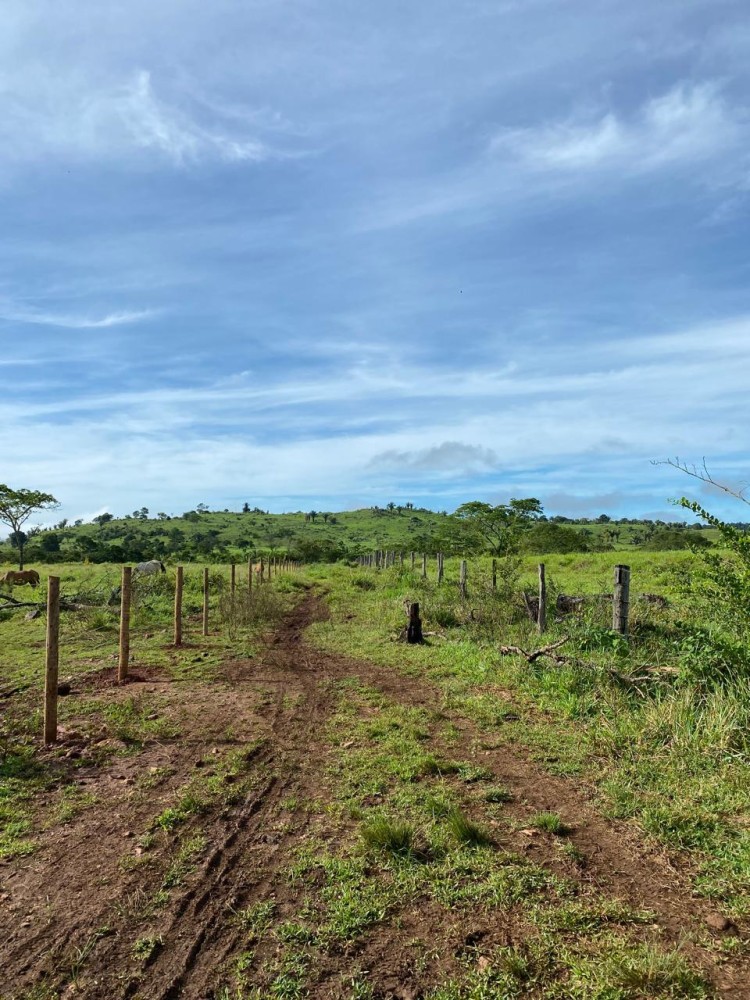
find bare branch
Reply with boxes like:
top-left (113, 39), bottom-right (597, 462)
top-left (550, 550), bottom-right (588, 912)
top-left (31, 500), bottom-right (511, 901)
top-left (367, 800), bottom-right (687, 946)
top-left (653, 457), bottom-right (750, 507)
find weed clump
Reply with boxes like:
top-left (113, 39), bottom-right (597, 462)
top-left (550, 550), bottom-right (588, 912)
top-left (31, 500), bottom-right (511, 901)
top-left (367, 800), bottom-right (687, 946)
top-left (446, 808), bottom-right (491, 847)
top-left (528, 811), bottom-right (571, 836)
top-left (361, 816), bottom-right (414, 858)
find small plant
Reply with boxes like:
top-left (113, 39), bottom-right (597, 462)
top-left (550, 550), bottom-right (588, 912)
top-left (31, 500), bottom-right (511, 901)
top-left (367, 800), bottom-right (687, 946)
top-left (445, 807), bottom-right (491, 847)
top-left (484, 786), bottom-right (512, 804)
top-left (231, 899), bottom-right (276, 936)
top-left (419, 755), bottom-right (460, 778)
top-left (361, 815), bottom-right (414, 858)
top-left (528, 811), bottom-right (571, 836)
top-left (275, 920), bottom-right (316, 944)
top-left (604, 943), bottom-right (708, 994)
top-left (132, 935), bottom-right (162, 962)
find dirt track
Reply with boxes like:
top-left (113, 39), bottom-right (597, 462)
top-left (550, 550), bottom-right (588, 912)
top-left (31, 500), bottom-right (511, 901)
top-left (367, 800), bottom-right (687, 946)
top-left (1, 591), bottom-right (747, 999)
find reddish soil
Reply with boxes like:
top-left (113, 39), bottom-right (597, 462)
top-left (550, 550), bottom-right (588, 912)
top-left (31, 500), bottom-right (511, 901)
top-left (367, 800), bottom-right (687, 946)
top-left (0, 591), bottom-right (747, 999)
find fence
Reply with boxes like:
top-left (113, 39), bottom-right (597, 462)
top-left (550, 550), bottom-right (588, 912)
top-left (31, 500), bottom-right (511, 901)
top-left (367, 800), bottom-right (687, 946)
top-left (357, 551), bottom-right (633, 639)
top-left (38, 558), bottom-right (302, 745)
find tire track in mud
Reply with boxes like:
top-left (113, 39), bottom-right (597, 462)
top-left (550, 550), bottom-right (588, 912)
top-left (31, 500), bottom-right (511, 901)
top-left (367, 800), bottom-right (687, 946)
top-left (1, 590), bottom-right (748, 999)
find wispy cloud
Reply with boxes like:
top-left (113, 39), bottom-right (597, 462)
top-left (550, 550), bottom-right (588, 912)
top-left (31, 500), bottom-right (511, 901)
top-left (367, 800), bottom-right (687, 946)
top-left (0, 306), bottom-right (157, 329)
top-left (493, 81), bottom-right (746, 176)
top-left (0, 68), bottom-right (302, 169)
top-left (106, 70), bottom-right (272, 165)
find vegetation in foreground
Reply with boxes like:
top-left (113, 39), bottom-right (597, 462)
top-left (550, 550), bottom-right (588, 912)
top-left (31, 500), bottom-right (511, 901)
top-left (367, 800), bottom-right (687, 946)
top-left (1, 488), bottom-right (749, 995)
top-left (306, 544), bottom-right (750, 919)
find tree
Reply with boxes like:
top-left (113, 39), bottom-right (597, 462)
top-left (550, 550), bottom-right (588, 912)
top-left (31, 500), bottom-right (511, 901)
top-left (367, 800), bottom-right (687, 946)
top-left (453, 498), bottom-right (543, 555)
top-left (0, 484), bottom-right (60, 568)
top-left (93, 512), bottom-right (114, 527)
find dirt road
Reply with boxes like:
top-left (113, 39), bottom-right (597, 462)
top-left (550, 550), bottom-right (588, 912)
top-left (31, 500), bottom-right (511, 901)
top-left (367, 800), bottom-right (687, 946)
top-left (1, 592), bottom-right (746, 999)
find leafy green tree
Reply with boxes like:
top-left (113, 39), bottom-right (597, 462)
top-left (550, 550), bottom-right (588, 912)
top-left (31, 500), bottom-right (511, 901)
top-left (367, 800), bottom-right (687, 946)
top-left (0, 484), bottom-right (60, 568)
top-left (453, 498), bottom-right (543, 555)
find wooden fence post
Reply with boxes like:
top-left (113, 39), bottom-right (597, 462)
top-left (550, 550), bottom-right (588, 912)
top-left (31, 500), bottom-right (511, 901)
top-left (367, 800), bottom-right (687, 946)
top-left (118, 566), bottom-right (131, 684)
top-left (410, 551), bottom-right (415, 570)
top-left (44, 575), bottom-right (60, 745)
top-left (613, 564), bottom-right (631, 635)
top-left (174, 566), bottom-right (183, 646)
top-left (202, 567), bottom-right (209, 637)
top-left (248, 558), bottom-right (253, 592)
top-left (260, 556), bottom-right (264, 583)
top-left (459, 560), bottom-right (467, 599)
top-left (230, 562), bottom-right (236, 595)
top-left (538, 563), bottom-right (546, 634)
top-left (492, 558), bottom-right (497, 591)
top-left (437, 553), bottom-right (444, 584)
top-left (421, 554), bottom-right (427, 579)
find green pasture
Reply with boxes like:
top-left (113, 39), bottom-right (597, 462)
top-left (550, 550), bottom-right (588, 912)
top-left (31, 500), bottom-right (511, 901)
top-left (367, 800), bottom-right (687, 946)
top-left (305, 551), bottom-right (750, 918)
top-left (3, 549), bottom-right (750, 921)
top-left (0, 562), bottom-right (300, 861)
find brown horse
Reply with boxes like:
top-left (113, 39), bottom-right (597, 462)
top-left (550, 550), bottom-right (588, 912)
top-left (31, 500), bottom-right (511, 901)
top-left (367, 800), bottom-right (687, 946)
top-left (0, 569), bottom-right (41, 587)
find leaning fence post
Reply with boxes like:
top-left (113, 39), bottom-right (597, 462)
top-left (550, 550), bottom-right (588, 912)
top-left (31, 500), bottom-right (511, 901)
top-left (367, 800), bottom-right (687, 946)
top-left (459, 560), bottom-right (467, 599)
top-left (202, 566), bottom-right (209, 637)
top-left (538, 563), bottom-right (546, 634)
top-left (613, 564), bottom-right (630, 635)
top-left (492, 558), bottom-right (497, 591)
top-left (174, 565), bottom-right (184, 646)
top-left (44, 575), bottom-right (60, 745)
top-left (118, 566), bottom-right (131, 684)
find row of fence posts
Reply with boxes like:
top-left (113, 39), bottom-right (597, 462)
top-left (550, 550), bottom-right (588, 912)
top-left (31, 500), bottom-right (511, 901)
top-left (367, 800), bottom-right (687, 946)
top-left (42, 557), bottom-right (301, 746)
top-left (358, 551), bottom-right (632, 637)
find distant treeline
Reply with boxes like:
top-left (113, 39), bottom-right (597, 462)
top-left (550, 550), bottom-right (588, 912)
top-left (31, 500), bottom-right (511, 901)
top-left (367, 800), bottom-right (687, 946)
top-left (0, 501), bottom-right (728, 565)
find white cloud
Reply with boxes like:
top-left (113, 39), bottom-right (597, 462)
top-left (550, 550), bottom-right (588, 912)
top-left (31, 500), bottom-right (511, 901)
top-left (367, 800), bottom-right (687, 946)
top-left (0, 68), bottom-right (295, 168)
top-left (369, 442), bottom-right (499, 476)
top-left (0, 305), bottom-right (157, 329)
top-left (1, 311), bottom-right (748, 521)
top-left (493, 81), bottom-right (746, 176)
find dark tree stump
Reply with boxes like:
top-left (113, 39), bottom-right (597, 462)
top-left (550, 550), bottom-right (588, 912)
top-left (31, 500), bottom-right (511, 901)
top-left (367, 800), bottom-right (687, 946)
top-left (406, 602), bottom-right (424, 644)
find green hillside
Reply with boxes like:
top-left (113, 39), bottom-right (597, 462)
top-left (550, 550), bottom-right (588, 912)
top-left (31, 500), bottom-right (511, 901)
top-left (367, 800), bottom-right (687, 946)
top-left (1, 505), bottom-right (451, 565)
top-left (0, 500), bottom-right (721, 566)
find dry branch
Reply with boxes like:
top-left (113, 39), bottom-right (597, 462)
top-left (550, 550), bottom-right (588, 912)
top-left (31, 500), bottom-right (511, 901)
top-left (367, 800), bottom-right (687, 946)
top-left (499, 636), bottom-right (572, 664)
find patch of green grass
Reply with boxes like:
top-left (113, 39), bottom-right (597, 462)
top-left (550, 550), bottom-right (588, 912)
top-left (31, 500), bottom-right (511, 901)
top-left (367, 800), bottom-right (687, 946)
top-left (50, 786), bottom-right (98, 825)
top-left (445, 808), bottom-right (491, 848)
top-left (132, 934), bottom-right (162, 961)
top-left (483, 786), bottom-right (512, 804)
top-left (577, 941), bottom-right (710, 998)
top-left (232, 899), bottom-right (276, 937)
top-left (361, 815), bottom-right (415, 858)
top-left (527, 811), bottom-right (571, 836)
top-left (161, 834), bottom-right (206, 889)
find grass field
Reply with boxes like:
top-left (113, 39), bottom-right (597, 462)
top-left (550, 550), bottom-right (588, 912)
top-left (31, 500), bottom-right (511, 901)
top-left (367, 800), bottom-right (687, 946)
top-left (1, 552), bottom-right (748, 997)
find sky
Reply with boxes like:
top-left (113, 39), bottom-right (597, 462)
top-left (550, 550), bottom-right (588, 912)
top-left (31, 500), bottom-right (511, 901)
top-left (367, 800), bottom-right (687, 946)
top-left (1, 0), bottom-right (750, 525)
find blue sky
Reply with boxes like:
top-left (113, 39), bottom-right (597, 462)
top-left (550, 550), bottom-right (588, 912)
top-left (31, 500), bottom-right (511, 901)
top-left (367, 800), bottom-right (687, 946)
top-left (2, 0), bottom-right (750, 524)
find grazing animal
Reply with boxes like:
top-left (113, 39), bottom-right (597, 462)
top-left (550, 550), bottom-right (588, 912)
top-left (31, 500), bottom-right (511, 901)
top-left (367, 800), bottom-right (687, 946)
top-left (0, 569), bottom-right (41, 587)
top-left (134, 560), bottom-right (166, 576)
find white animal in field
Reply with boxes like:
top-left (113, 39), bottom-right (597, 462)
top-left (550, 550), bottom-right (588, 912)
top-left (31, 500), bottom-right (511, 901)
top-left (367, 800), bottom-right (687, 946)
top-left (134, 560), bottom-right (166, 576)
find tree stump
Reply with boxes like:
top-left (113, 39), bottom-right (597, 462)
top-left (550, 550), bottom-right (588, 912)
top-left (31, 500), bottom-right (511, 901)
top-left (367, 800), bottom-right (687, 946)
top-left (406, 601), bottom-right (424, 644)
